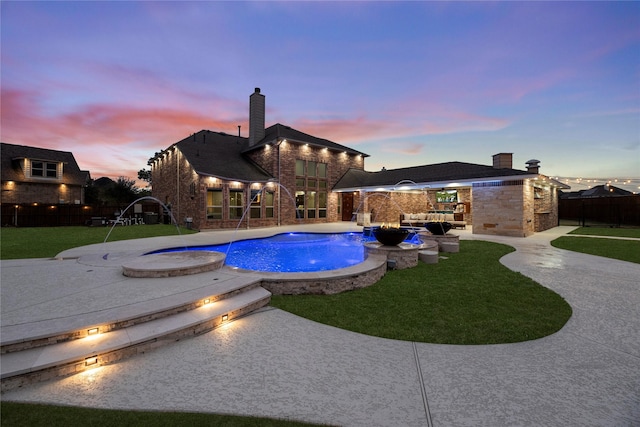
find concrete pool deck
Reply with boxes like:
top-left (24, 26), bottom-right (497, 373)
top-left (1, 224), bottom-right (639, 426)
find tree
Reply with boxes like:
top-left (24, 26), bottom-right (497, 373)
top-left (107, 176), bottom-right (138, 205)
top-left (138, 168), bottom-right (152, 185)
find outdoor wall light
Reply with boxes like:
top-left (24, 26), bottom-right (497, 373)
top-left (85, 356), bottom-right (98, 366)
top-left (222, 314), bottom-right (229, 322)
top-left (87, 327), bottom-right (99, 335)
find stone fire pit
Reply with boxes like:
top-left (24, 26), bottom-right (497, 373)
top-left (373, 227), bottom-right (409, 246)
top-left (425, 221), bottom-right (452, 235)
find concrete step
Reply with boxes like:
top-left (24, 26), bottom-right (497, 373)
top-left (1, 287), bottom-right (271, 390)
top-left (1, 274), bottom-right (264, 353)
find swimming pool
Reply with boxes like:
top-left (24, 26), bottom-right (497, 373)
top-left (149, 231), bottom-right (418, 273)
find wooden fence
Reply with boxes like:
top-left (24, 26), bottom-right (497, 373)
top-left (559, 195), bottom-right (640, 227)
top-left (1, 203), bottom-right (167, 227)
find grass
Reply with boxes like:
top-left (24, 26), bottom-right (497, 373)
top-left (552, 236), bottom-right (640, 264)
top-left (0, 224), bottom-right (197, 260)
top-left (272, 240), bottom-right (573, 345)
top-left (0, 402), bottom-right (325, 427)
top-left (568, 226), bottom-right (640, 239)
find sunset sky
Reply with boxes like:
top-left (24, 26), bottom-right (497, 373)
top-left (2, 1), bottom-right (639, 192)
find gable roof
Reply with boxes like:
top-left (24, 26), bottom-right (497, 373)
top-left (1, 142), bottom-right (88, 185)
top-left (172, 130), bottom-right (273, 182)
top-left (243, 123), bottom-right (368, 157)
top-left (334, 161), bottom-right (566, 191)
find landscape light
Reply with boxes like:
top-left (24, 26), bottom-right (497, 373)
top-left (87, 327), bottom-right (99, 335)
top-left (85, 356), bottom-right (98, 366)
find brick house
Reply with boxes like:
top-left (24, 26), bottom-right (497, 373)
top-left (149, 88), bottom-right (368, 230)
top-left (150, 89), bottom-right (568, 237)
top-left (1, 142), bottom-right (89, 205)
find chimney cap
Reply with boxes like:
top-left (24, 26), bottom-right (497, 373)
top-left (526, 159), bottom-right (540, 166)
top-left (254, 87), bottom-right (261, 93)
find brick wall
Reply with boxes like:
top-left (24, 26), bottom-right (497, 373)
top-left (361, 192), bottom-right (431, 224)
top-left (1, 181), bottom-right (84, 205)
top-left (153, 141), bottom-right (365, 230)
top-left (246, 140), bottom-right (364, 225)
top-left (151, 147), bottom-right (201, 227)
top-left (533, 184), bottom-right (559, 231)
top-left (357, 187), bottom-right (473, 225)
top-left (472, 180), bottom-right (532, 237)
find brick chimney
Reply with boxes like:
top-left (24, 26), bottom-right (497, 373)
top-left (492, 153), bottom-right (513, 169)
top-left (526, 159), bottom-right (540, 174)
top-left (249, 88), bottom-right (265, 146)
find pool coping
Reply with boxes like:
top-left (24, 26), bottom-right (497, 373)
top-left (1, 228), bottom-right (393, 349)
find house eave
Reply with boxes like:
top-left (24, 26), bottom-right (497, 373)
top-left (196, 171), bottom-right (273, 184)
top-left (333, 174), bottom-right (570, 193)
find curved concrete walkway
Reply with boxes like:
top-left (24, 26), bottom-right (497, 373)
top-left (2, 225), bottom-right (639, 426)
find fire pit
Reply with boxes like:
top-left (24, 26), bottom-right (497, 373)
top-left (373, 226), bottom-right (410, 246)
top-left (425, 221), bottom-right (452, 235)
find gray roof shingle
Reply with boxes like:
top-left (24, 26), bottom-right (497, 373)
top-left (243, 123), bottom-right (368, 157)
top-left (174, 130), bottom-right (273, 182)
top-left (1, 142), bottom-right (88, 185)
top-left (334, 161), bottom-right (534, 190)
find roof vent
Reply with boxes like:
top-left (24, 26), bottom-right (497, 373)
top-left (526, 159), bottom-right (540, 174)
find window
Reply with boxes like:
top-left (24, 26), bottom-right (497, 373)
top-left (31, 161), bottom-right (58, 179)
top-left (295, 159), bottom-right (328, 219)
top-left (307, 191), bottom-right (316, 218)
top-left (317, 163), bottom-right (327, 178)
top-left (265, 191), bottom-right (274, 218)
top-left (250, 189), bottom-right (261, 219)
top-left (308, 161), bottom-right (317, 177)
top-left (229, 190), bottom-right (244, 219)
top-left (295, 191), bottom-right (305, 219)
top-left (318, 192), bottom-right (327, 218)
top-left (207, 189), bottom-right (222, 219)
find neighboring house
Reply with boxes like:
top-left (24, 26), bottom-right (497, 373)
top-left (560, 184), bottom-right (633, 199)
top-left (559, 185), bottom-right (639, 226)
top-left (150, 89), bottom-right (569, 237)
top-left (1, 142), bottom-right (89, 205)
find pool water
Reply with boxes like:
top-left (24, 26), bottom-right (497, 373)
top-left (149, 231), bottom-right (420, 273)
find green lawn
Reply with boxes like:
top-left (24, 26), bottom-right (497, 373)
top-left (272, 240), bottom-right (572, 345)
top-left (568, 227), bottom-right (640, 239)
top-left (0, 225), bottom-right (197, 260)
top-left (552, 236), bottom-right (640, 264)
top-left (0, 402), bottom-right (324, 427)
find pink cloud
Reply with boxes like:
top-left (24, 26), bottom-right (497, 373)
top-left (381, 143), bottom-right (424, 156)
top-left (292, 117), bottom-right (396, 144)
top-left (2, 84), bottom-right (510, 184)
top-left (291, 104), bottom-right (509, 146)
top-left (1, 87), bottom-right (246, 181)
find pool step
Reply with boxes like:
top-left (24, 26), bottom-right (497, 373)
top-left (1, 286), bottom-right (271, 391)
